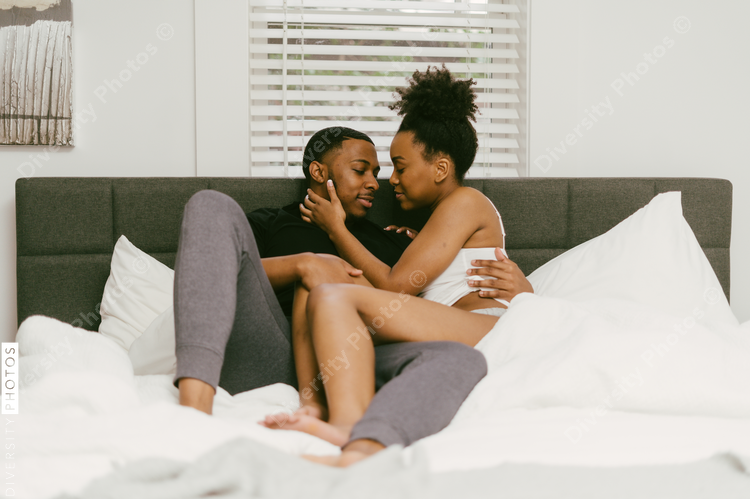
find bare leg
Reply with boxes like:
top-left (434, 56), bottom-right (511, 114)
top-left (307, 283), bottom-right (377, 438)
top-left (178, 377), bottom-right (215, 415)
top-left (259, 283), bottom-right (330, 432)
top-left (312, 284), bottom-right (500, 347)
top-left (261, 276), bottom-right (374, 445)
top-left (292, 282), bottom-right (327, 417)
top-left (294, 283), bottom-right (497, 461)
top-left (285, 277), bottom-right (373, 416)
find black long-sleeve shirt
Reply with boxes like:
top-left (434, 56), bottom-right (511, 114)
top-left (247, 202), bottom-right (412, 316)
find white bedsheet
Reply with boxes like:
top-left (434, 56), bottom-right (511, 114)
top-left (15, 292), bottom-right (750, 498)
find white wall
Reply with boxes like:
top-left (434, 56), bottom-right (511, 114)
top-left (530, 0), bottom-right (750, 322)
top-left (1, 0), bottom-right (196, 341)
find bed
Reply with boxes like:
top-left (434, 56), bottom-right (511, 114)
top-left (14, 177), bottom-right (750, 498)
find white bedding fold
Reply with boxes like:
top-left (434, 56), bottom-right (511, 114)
top-left (456, 293), bottom-right (750, 421)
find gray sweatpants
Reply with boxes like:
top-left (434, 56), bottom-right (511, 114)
top-left (173, 190), bottom-right (487, 448)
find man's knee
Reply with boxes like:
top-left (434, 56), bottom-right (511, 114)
top-left (185, 189), bottom-right (241, 217)
top-left (181, 190), bottom-right (249, 239)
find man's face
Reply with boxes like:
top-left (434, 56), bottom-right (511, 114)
top-left (326, 139), bottom-right (380, 220)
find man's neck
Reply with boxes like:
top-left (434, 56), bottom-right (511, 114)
top-left (308, 183), bottom-right (328, 200)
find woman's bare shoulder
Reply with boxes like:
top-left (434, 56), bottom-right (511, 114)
top-left (442, 187), bottom-right (503, 246)
top-left (443, 187), bottom-right (494, 211)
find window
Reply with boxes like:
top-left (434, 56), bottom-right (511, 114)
top-left (248, 0), bottom-right (527, 178)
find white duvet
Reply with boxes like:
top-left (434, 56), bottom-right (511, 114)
top-left (462, 293), bottom-right (750, 419)
top-left (16, 296), bottom-right (750, 498)
top-left (409, 293), bottom-right (750, 472)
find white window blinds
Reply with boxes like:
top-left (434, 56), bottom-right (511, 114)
top-left (249, 0), bottom-right (524, 178)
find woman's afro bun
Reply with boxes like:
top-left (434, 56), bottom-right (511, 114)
top-left (389, 64), bottom-right (478, 123)
top-left (389, 65), bottom-right (479, 181)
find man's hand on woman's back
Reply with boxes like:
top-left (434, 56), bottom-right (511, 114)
top-left (466, 247), bottom-right (534, 302)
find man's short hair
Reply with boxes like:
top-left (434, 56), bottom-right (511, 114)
top-left (302, 127), bottom-right (375, 181)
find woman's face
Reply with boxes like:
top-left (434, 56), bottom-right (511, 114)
top-left (389, 131), bottom-right (440, 210)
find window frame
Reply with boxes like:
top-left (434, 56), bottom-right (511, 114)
top-left (194, 0), bottom-right (530, 177)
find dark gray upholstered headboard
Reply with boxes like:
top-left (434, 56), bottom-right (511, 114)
top-left (16, 177), bottom-right (732, 331)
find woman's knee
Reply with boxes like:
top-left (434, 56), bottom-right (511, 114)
top-left (307, 283), bottom-right (355, 317)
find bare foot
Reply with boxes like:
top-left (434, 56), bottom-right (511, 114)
top-left (259, 412), bottom-right (350, 447)
top-left (302, 450), bottom-right (371, 467)
top-left (258, 402), bottom-right (327, 429)
top-left (296, 402), bottom-right (328, 421)
top-left (302, 438), bottom-right (386, 467)
top-left (302, 454), bottom-right (341, 466)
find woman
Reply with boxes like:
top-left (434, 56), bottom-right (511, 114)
top-left (266, 66), bottom-right (521, 464)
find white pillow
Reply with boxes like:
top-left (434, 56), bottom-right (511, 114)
top-left (527, 192), bottom-right (738, 329)
top-left (128, 306), bottom-right (176, 375)
top-left (98, 235), bottom-right (174, 351)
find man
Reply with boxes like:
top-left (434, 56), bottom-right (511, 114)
top-left (175, 127), bottom-right (533, 463)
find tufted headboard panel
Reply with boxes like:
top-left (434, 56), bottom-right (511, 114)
top-left (16, 177), bottom-right (732, 331)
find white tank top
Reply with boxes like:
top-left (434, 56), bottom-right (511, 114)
top-left (418, 196), bottom-right (510, 308)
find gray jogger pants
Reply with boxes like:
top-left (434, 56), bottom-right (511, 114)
top-left (173, 189), bottom-right (487, 448)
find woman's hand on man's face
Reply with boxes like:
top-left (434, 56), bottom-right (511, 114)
top-left (300, 180), bottom-right (347, 234)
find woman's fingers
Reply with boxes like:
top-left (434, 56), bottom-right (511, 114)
top-left (300, 201), bottom-right (314, 224)
top-left (303, 194), bottom-right (316, 209)
top-left (383, 225), bottom-right (418, 239)
top-left (398, 227), bottom-right (417, 239)
top-left (326, 179), bottom-right (340, 204)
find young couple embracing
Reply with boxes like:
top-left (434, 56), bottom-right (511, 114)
top-left (175, 65), bottom-right (534, 467)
